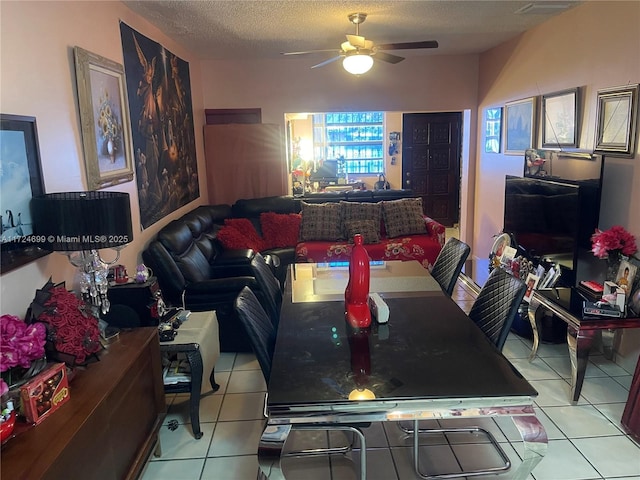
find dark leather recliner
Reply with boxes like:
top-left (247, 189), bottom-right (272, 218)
top-left (142, 205), bottom-right (281, 352)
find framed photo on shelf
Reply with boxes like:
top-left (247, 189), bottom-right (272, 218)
top-left (594, 83), bottom-right (639, 158)
top-left (505, 97), bottom-right (537, 155)
top-left (523, 273), bottom-right (541, 303)
top-left (484, 107), bottom-right (502, 153)
top-left (542, 88), bottom-right (579, 148)
top-left (627, 257), bottom-right (640, 316)
top-left (616, 259), bottom-right (638, 296)
top-left (74, 46), bottom-right (134, 190)
top-left (0, 114), bottom-right (50, 274)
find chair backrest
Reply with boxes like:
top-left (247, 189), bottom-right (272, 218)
top-left (234, 286), bottom-right (276, 382)
top-left (430, 237), bottom-right (471, 296)
top-left (468, 268), bottom-right (526, 351)
top-left (250, 253), bottom-right (283, 327)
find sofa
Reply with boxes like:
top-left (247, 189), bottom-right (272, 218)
top-left (142, 190), bottom-right (445, 351)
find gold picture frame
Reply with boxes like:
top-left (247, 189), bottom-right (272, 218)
top-left (594, 84), bottom-right (639, 158)
top-left (74, 46), bottom-right (134, 190)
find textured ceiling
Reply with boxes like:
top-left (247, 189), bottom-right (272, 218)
top-left (123, 0), bottom-right (582, 60)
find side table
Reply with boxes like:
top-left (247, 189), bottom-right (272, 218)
top-left (527, 287), bottom-right (640, 403)
top-left (161, 310), bottom-right (221, 439)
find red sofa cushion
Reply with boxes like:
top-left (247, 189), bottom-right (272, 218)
top-left (260, 212), bottom-right (302, 249)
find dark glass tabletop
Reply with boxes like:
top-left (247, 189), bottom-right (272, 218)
top-left (268, 280), bottom-right (537, 409)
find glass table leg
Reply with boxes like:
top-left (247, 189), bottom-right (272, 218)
top-left (258, 424), bottom-right (291, 480)
top-left (511, 414), bottom-right (548, 479)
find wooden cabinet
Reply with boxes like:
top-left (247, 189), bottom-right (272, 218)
top-left (204, 123), bottom-right (287, 205)
top-left (1, 328), bottom-right (166, 480)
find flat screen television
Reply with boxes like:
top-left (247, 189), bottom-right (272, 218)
top-left (309, 159), bottom-right (338, 183)
top-left (504, 151), bottom-right (604, 287)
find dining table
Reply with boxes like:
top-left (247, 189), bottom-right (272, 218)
top-left (258, 261), bottom-right (547, 479)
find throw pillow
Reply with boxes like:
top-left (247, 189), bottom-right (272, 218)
top-left (382, 197), bottom-right (428, 238)
top-left (340, 201), bottom-right (382, 238)
top-left (299, 202), bottom-right (343, 241)
top-left (344, 220), bottom-right (380, 244)
top-left (217, 225), bottom-right (264, 251)
top-left (260, 212), bottom-right (302, 248)
top-left (224, 218), bottom-right (263, 247)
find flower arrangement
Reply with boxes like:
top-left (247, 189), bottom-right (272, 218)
top-left (97, 89), bottom-right (122, 151)
top-left (0, 315), bottom-right (46, 396)
top-left (27, 280), bottom-right (102, 367)
top-left (591, 226), bottom-right (638, 259)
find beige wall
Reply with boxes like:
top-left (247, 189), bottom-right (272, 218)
top-left (475, 1), bottom-right (640, 370)
top-left (1, 1), bottom-right (638, 367)
top-left (0, 1), bottom-right (208, 314)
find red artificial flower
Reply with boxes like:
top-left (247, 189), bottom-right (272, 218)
top-left (591, 225), bottom-right (638, 259)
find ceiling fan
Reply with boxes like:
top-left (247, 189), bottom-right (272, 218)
top-left (281, 13), bottom-right (438, 75)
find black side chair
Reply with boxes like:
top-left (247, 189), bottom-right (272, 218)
top-left (430, 237), bottom-right (471, 297)
top-left (234, 286), bottom-right (367, 479)
top-left (469, 267), bottom-right (527, 351)
top-left (248, 253), bottom-right (283, 328)
top-left (404, 267), bottom-right (527, 479)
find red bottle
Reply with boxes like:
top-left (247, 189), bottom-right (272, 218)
top-left (345, 234), bottom-right (371, 328)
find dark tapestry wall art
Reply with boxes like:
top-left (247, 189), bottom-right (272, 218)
top-left (119, 22), bottom-right (199, 229)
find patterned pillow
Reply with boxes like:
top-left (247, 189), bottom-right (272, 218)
top-left (382, 198), bottom-right (427, 238)
top-left (299, 202), bottom-right (343, 241)
top-left (344, 220), bottom-right (380, 244)
top-left (340, 201), bottom-right (381, 238)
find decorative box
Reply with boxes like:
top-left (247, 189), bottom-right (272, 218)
top-left (20, 363), bottom-right (70, 425)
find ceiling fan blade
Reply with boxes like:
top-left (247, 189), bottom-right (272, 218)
top-left (281, 49), bottom-right (339, 56)
top-left (374, 51), bottom-right (405, 64)
top-left (346, 34), bottom-right (366, 48)
top-left (377, 40), bottom-right (439, 50)
top-left (311, 56), bottom-right (343, 69)
top-left (341, 41), bottom-right (356, 52)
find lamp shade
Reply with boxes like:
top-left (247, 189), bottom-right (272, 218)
top-left (31, 192), bottom-right (133, 251)
top-left (343, 54), bottom-right (374, 75)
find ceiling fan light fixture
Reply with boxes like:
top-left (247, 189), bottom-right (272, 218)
top-left (343, 53), bottom-right (373, 75)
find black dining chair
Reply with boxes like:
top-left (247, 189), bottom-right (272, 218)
top-left (248, 252), bottom-right (283, 328)
top-left (403, 267), bottom-right (527, 479)
top-left (234, 286), bottom-right (367, 479)
top-left (430, 237), bottom-right (471, 297)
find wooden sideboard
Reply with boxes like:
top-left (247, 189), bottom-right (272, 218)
top-left (1, 328), bottom-right (166, 480)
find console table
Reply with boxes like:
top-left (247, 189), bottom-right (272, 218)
top-left (527, 287), bottom-right (640, 403)
top-left (0, 328), bottom-right (166, 480)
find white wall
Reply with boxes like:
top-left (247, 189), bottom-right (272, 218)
top-left (0, 1), bottom-right (207, 315)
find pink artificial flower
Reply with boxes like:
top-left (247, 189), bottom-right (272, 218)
top-left (0, 314), bottom-right (47, 373)
top-left (591, 226), bottom-right (638, 259)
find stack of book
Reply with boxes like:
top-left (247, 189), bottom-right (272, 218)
top-left (163, 359), bottom-right (191, 385)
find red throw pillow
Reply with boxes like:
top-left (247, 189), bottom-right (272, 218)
top-left (223, 218), bottom-right (264, 250)
top-left (260, 212), bottom-right (302, 249)
top-left (217, 225), bottom-right (264, 251)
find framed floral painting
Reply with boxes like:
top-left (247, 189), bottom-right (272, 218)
top-left (73, 46), bottom-right (134, 190)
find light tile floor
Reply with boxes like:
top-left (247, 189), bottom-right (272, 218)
top-left (141, 281), bottom-right (640, 480)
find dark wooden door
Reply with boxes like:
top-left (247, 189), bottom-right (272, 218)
top-left (402, 112), bottom-right (461, 227)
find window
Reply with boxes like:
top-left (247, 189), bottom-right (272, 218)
top-left (312, 112), bottom-right (384, 175)
top-left (484, 107), bottom-right (502, 153)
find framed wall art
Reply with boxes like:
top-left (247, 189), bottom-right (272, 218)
top-left (484, 107), bottom-right (502, 153)
top-left (74, 46), bottom-right (134, 190)
top-left (505, 97), bottom-right (537, 155)
top-left (594, 83), bottom-right (639, 158)
top-left (542, 88), bottom-right (580, 148)
top-left (0, 114), bottom-right (50, 274)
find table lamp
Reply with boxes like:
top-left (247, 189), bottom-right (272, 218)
top-left (31, 191), bottom-right (133, 315)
